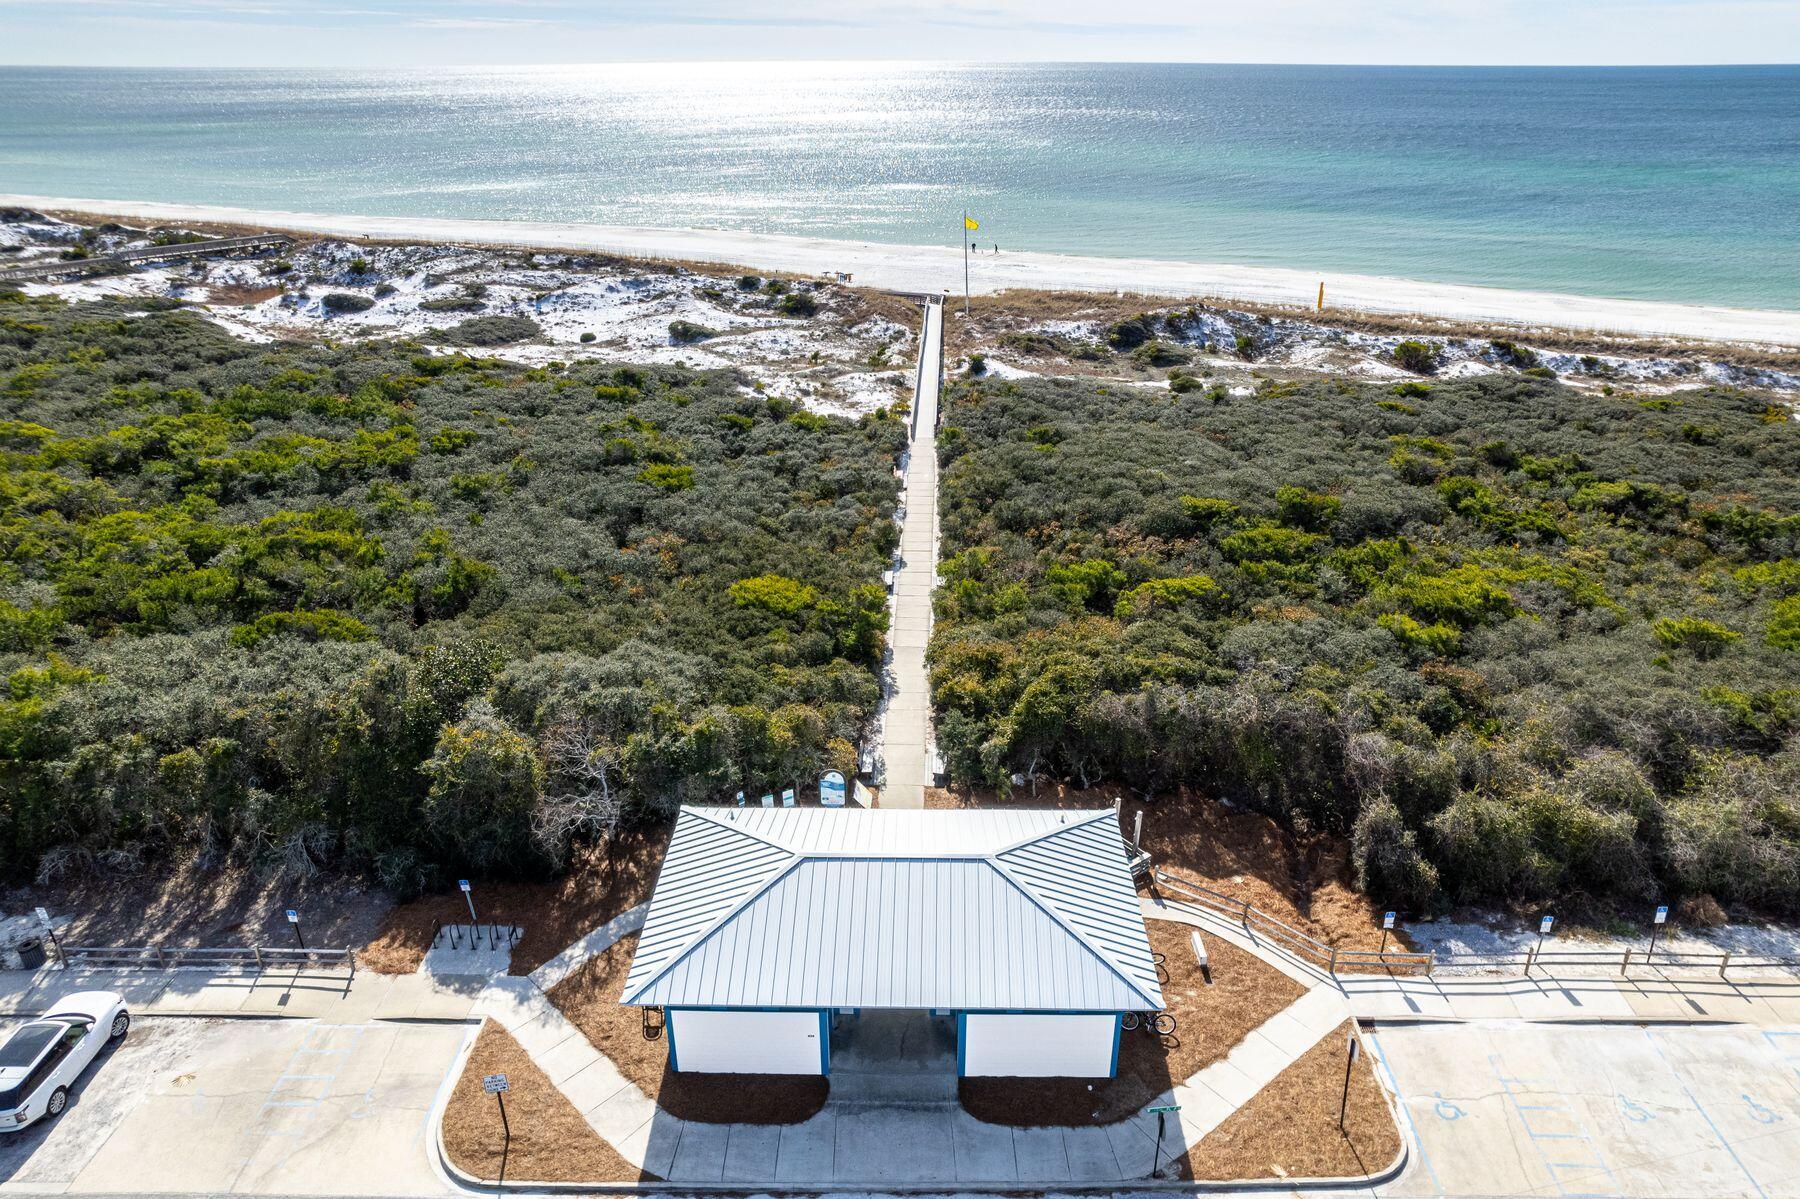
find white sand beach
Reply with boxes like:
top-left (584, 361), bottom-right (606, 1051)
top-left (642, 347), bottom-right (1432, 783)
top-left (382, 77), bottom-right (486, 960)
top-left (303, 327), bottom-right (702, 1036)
top-left (7, 192), bottom-right (1800, 347)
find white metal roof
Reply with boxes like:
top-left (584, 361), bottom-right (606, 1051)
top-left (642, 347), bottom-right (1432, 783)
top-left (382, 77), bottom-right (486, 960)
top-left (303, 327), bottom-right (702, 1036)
top-left (621, 807), bottom-right (1164, 1012)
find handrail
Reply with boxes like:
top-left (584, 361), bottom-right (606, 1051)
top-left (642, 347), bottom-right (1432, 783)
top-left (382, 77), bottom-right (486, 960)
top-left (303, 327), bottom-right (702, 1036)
top-left (0, 234), bottom-right (292, 283)
top-left (1152, 867), bottom-right (1800, 981)
top-left (59, 942), bottom-right (355, 975)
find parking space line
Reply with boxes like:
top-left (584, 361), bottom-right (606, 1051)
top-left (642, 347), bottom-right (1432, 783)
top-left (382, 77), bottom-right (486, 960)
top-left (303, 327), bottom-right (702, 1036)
top-left (1364, 1028), bottom-right (1444, 1196)
top-left (1643, 1028), bottom-right (1769, 1199)
top-left (1490, 1053), bottom-right (1621, 1198)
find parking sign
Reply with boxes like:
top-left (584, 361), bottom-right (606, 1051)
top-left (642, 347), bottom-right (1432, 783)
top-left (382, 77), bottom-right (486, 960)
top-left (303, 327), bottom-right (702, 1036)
top-left (1654, 905), bottom-right (1668, 925)
top-left (482, 1073), bottom-right (509, 1094)
top-left (1382, 911), bottom-right (1395, 930)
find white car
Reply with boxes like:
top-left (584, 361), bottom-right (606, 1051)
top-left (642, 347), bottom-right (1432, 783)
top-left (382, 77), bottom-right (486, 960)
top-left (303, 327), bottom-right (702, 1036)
top-left (0, 991), bottom-right (130, 1130)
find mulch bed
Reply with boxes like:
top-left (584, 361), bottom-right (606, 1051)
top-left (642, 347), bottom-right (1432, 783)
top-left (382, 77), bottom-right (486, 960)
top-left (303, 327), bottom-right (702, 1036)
top-left (443, 1021), bottom-right (656, 1184)
top-left (958, 918), bottom-right (1306, 1126)
top-left (359, 821), bottom-right (669, 975)
top-left (1183, 1020), bottom-right (1401, 1182)
top-left (928, 783), bottom-right (1408, 954)
top-left (547, 931), bottom-right (829, 1125)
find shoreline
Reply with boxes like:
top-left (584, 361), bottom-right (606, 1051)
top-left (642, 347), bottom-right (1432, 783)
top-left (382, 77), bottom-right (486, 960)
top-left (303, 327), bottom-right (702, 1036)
top-left (6, 192), bottom-right (1800, 347)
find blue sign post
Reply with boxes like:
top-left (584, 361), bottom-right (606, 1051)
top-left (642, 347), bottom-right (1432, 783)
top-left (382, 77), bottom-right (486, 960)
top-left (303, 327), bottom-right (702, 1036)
top-left (286, 908), bottom-right (304, 950)
top-left (1648, 903), bottom-right (1669, 961)
top-left (1379, 911), bottom-right (1396, 954)
top-left (820, 771), bottom-right (847, 808)
top-left (459, 879), bottom-right (478, 926)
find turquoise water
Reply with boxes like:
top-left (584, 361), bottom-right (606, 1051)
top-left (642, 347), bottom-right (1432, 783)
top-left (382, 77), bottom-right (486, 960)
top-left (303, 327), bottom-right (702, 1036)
top-left (2, 62), bottom-right (1798, 308)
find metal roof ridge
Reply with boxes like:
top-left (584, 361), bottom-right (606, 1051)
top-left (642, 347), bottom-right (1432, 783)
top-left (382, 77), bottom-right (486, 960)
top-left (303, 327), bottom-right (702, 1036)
top-left (682, 804), bottom-right (802, 854)
top-left (982, 852), bottom-right (1162, 1010)
top-left (988, 807), bottom-right (1117, 858)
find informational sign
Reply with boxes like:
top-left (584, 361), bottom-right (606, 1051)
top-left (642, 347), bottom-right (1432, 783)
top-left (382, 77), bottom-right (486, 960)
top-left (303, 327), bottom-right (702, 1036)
top-left (1540, 915), bottom-right (1555, 935)
top-left (820, 771), bottom-right (847, 808)
top-left (482, 1073), bottom-right (509, 1094)
top-left (736, 791), bottom-right (745, 807)
top-left (760, 793), bottom-right (774, 808)
top-left (458, 880), bottom-right (471, 893)
top-left (35, 907), bottom-right (50, 925)
top-left (1383, 911), bottom-right (1396, 930)
top-left (285, 909), bottom-right (299, 923)
top-left (1654, 905), bottom-right (1669, 925)
top-left (781, 788), bottom-right (796, 808)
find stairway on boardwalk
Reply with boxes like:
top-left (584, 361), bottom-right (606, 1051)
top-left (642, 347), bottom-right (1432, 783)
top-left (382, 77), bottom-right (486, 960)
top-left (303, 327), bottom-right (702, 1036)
top-left (874, 297), bottom-right (944, 809)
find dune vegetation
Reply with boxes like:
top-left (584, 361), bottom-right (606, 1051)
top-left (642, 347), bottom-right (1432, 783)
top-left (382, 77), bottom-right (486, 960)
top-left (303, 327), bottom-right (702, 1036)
top-left (930, 371), bottom-right (1800, 913)
top-left (0, 291), bottom-right (902, 889)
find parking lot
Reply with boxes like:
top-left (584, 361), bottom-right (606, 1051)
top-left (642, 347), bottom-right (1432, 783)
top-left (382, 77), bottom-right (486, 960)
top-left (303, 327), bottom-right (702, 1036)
top-left (1371, 1021), bottom-right (1800, 1198)
top-left (0, 1015), bottom-right (467, 1195)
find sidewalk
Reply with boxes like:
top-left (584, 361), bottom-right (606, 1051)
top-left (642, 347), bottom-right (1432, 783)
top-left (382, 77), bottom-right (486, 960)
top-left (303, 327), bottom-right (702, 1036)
top-left (1342, 968), bottom-right (1800, 1026)
top-left (0, 962), bottom-right (480, 1023)
top-left (464, 925), bottom-right (1360, 1185)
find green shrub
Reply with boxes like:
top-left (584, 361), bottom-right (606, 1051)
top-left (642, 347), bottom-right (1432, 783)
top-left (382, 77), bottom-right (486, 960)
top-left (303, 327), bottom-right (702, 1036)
top-left (730, 573), bottom-right (819, 616)
top-left (320, 292), bottom-right (375, 314)
top-left (1129, 340), bottom-right (1191, 369)
top-left (230, 609), bottom-right (374, 648)
top-left (1392, 340), bottom-right (1439, 375)
top-left (776, 292), bottom-right (817, 317)
top-left (668, 320), bottom-right (718, 344)
top-left (1653, 616), bottom-right (1740, 658)
top-left (1275, 485), bottom-right (1340, 531)
top-left (1105, 314), bottom-right (1158, 350)
top-left (1114, 573), bottom-right (1216, 619)
top-left (579, 331), bottom-right (596, 343)
top-left (434, 315), bottom-right (541, 346)
top-left (636, 462), bottom-right (695, 491)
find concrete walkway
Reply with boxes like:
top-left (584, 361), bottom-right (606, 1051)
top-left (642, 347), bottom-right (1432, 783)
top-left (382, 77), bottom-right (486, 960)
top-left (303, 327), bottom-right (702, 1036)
top-left (873, 295), bottom-right (943, 809)
top-left (465, 905), bottom-right (1358, 1185)
top-left (0, 962), bottom-right (480, 1023)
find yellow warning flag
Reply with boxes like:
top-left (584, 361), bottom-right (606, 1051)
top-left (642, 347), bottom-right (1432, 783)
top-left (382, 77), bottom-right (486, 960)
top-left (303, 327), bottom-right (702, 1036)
top-left (964, 216), bottom-right (980, 231)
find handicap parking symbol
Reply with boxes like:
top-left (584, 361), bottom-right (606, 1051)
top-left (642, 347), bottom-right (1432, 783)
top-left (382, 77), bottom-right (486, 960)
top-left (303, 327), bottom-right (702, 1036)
top-left (1742, 1094), bottom-right (1781, 1125)
top-left (1432, 1091), bottom-right (1466, 1121)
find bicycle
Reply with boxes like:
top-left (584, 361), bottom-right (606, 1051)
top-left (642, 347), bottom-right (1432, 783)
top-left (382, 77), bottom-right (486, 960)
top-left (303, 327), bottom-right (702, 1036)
top-left (1120, 1010), bottom-right (1176, 1036)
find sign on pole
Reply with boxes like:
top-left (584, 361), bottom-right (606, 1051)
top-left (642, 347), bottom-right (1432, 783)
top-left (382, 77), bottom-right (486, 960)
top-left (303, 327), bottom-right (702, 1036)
top-left (820, 771), bottom-right (847, 808)
top-left (1383, 912), bottom-right (1396, 930)
top-left (482, 1073), bottom-right (510, 1094)
top-left (760, 793), bottom-right (774, 808)
top-left (459, 880), bottom-right (470, 893)
top-left (286, 909), bottom-right (299, 923)
top-left (1654, 905), bottom-right (1668, 925)
top-left (1540, 915), bottom-right (1555, 936)
top-left (736, 790), bottom-right (745, 807)
top-left (35, 906), bottom-right (50, 926)
top-left (781, 787), bottom-right (796, 808)
top-left (286, 908), bottom-right (305, 950)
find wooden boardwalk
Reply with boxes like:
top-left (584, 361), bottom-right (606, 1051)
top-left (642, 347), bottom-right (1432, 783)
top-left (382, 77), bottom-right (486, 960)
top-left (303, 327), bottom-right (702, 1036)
top-left (0, 232), bottom-right (292, 283)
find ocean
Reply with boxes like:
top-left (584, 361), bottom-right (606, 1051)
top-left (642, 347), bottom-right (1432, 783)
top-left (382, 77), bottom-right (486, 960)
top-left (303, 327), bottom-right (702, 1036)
top-left (1, 62), bottom-right (1797, 309)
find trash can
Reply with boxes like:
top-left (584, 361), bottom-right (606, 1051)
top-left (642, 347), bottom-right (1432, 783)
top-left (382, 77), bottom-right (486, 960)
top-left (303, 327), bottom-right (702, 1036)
top-left (15, 937), bottom-right (46, 970)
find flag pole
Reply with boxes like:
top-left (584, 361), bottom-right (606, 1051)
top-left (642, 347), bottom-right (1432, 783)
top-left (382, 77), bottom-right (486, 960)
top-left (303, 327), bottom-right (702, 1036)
top-left (962, 209), bottom-right (970, 318)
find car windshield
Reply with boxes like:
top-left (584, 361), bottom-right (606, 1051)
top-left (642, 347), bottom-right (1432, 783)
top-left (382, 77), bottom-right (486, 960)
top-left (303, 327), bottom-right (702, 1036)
top-left (0, 1022), bottom-right (59, 1069)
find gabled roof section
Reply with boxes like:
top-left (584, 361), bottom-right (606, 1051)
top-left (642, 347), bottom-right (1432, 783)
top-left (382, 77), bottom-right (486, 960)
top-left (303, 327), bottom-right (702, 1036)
top-left (621, 806), bottom-right (1163, 1011)
top-left (619, 808), bottom-right (797, 1003)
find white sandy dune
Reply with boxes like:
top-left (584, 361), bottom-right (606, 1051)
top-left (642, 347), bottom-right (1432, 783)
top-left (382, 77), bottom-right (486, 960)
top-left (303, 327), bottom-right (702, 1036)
top-left (7, 193), bottom-right (1798, 347)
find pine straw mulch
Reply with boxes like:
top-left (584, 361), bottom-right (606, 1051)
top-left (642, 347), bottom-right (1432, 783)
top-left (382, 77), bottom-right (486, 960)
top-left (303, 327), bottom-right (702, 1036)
top-left (358, 821), bottom-right (670, 975)
top-left (926, 783), bottom-right (1407, 955)
top-left (1181, 1021), bottom-right (1401, 1182)
top-left (546, 930), bottom-right (829, 1125)
top-left (443, 1021), bottom-right (656, 1184)
top-left (958, 918), bottom-right (1305, 1126)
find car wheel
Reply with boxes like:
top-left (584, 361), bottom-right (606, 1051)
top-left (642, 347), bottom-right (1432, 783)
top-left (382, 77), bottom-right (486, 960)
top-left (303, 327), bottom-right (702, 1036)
top-left (110, 1012), bottom-right (130, 1039)
top-left (46, 1086), bottom-right (68, 1118)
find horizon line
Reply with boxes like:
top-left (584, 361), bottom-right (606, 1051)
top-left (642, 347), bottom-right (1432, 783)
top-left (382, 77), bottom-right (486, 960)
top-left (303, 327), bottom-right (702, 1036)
top-left (4, 57), bottom-right (1799, 72)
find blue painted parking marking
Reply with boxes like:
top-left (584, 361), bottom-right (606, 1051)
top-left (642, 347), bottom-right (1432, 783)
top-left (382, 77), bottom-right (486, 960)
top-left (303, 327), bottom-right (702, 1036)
top-left (1490, 1052), bottom-right (1622, 1198)
top-left (1365, 1029), bottom-right (1444, 1195)
top-left (1643, 1028), bottom-right (1769, 1199)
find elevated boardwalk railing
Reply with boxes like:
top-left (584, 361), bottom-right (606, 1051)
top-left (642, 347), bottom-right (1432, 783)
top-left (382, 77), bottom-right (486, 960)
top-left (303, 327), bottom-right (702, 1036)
top-left (56, 943), bottom-right (355, 976)
top-left (0, 233), bottom-right (293, 283)
top-left (1152, 867), bottom-right (1799, 981)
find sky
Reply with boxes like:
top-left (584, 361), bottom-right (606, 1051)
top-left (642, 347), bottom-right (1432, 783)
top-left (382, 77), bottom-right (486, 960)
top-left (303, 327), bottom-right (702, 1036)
top-left (2, 0), bottom-right (1797, 68)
